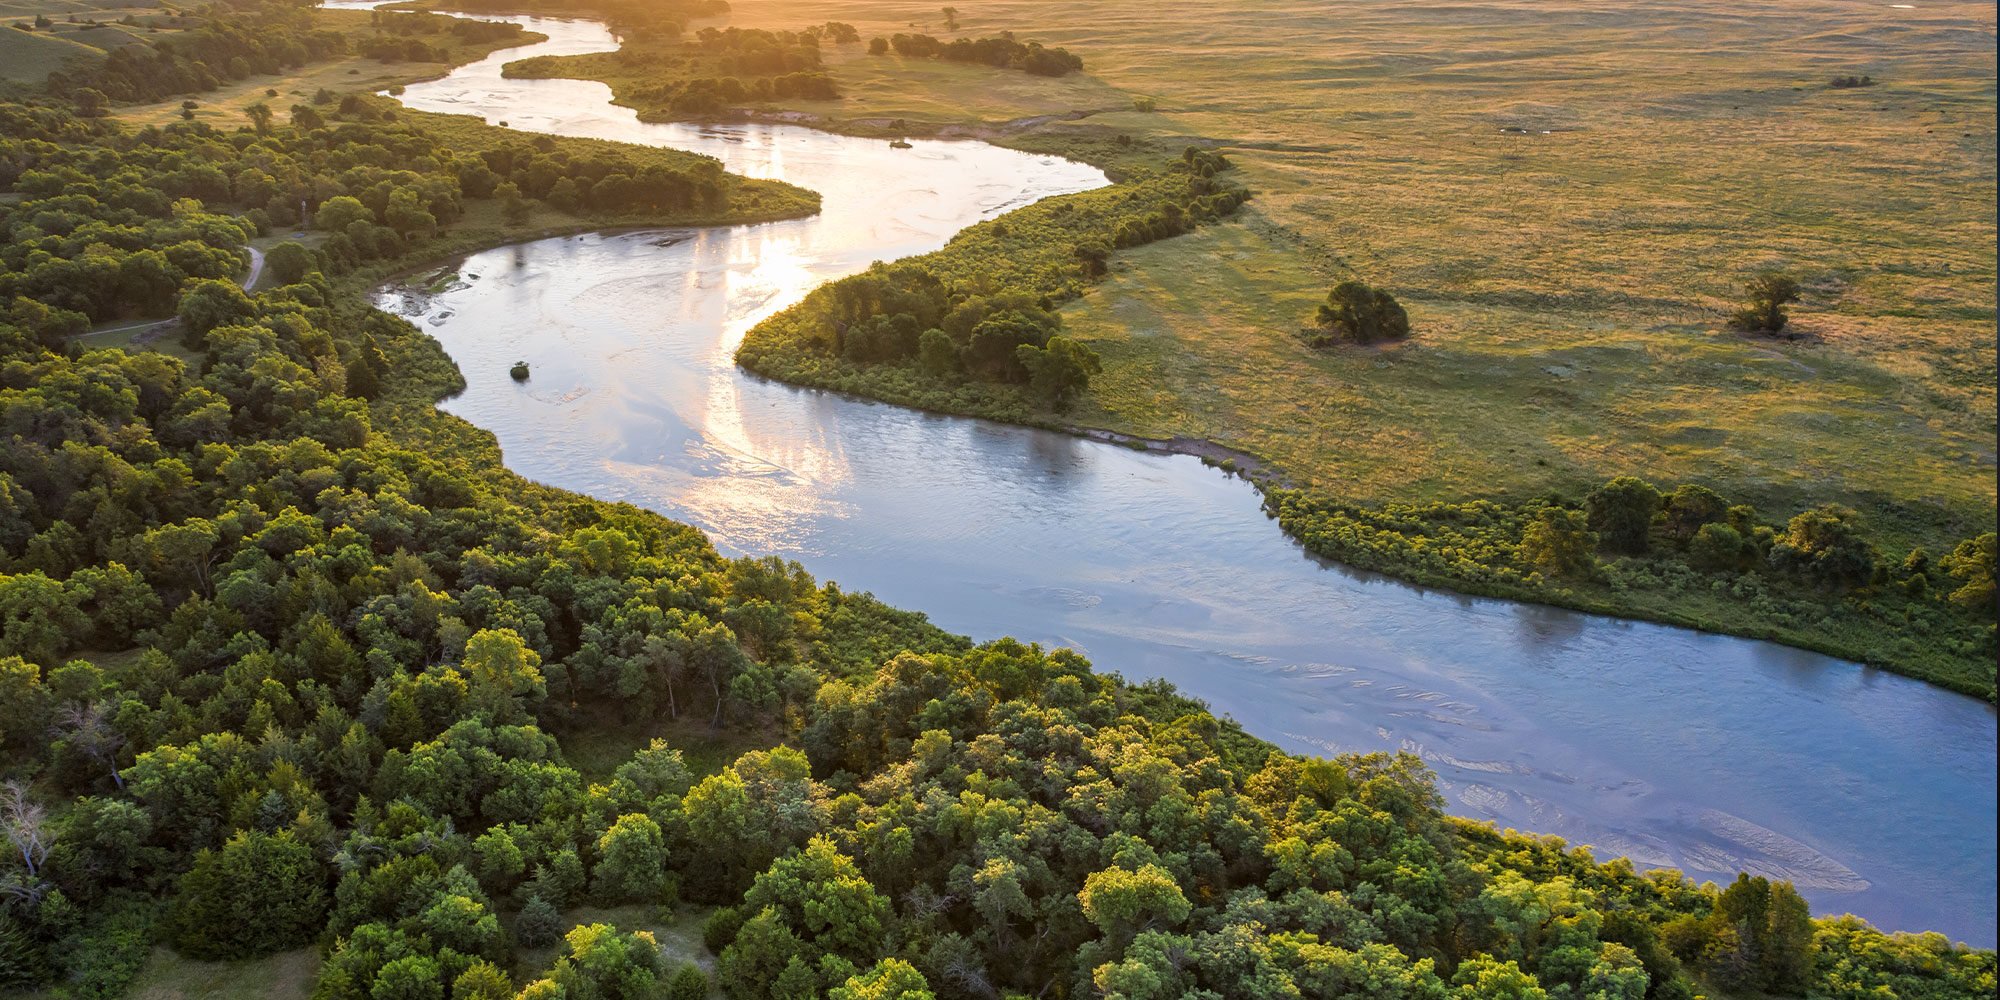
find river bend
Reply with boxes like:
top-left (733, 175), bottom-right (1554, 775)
top-left (328, 2), bottom-right (1998, 944)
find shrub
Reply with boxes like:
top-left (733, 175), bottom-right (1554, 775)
top-left (1730, 272), bottom-right (1801, 333)
top-left (1769, 505), bottom-right (1877, 589)
top-left (265, 241), bottom-right (314, 284)
top-left (1585, 476), bottom-right (1662, 554)
top-left (1309, 280), bottom-right (1409, 345)
top-left (667, 963), bottom-right (709, 1000)
top-left (1688, 523), bottom-right (1751, 572)
top-left (702, 905), bottom-right (743, 953)
top-left (1520, 507), bottom-right (1596, 578)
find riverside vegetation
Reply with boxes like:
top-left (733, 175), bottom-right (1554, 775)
top-left (515, 0), bottom-right (1998, 698)
top-left (0, 3), bottom-right (1994, 999)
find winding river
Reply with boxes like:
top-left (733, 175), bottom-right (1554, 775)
top-left (329, 3), bottom-right (1997, 945)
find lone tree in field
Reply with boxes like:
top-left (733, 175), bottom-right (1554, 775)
top-left (1309, 280), bottom-right (1409, 346)
top-left (1731, 272), bottom-right (1801, 334)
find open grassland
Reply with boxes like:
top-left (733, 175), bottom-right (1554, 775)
top-left (507, 904), bottom-right (721, 991)
top-left (105, 7), bottom-right (546, 127)
top-left (0, 23), bottom-right (106, 82)
top-left (511, 25), bottom-right (1129, 136)
top-left (697, 0), bottom-right (1997, 554)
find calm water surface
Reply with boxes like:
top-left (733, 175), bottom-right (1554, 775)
top-left (338, 3), bottom-right (1998, 944)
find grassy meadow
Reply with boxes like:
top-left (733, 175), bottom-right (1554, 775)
top-left (693, 0), bottom-right (1998, 553)
top-left (111, 947), bottom-right (319, 1000)
top-left (0, 0), bottom-right (187, 84)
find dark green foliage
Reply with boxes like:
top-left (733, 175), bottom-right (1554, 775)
top-left (1731, 272), bottom-right (1802, 333)
top-left (1586, 475), bottom-right (1663, 554)
top-left (357, 8), bottom-right (530, 64)
top-left (1660, 483), bottom-right (1728, 543)
top-left (1017, 334), bottom-right (1102, 410)
top-left (516, 896), bottom-right (563, 948)
top-left (591, 813), bottom-right (672, 905)
top-left (266, 241), bottom-right (316, 285)
top-left (36, 895), bottom-right (154, 1000)
top-left (1309, 279), bottom-right (1410, 345)
top-left (0, 94), bottom-right (753, 337)
top-left (1266, 482), bottom-right (1995, 696)
top-left (703, 905), bottom-right (744, 953)
top-left (717, 836), bottom-right (889, 997)
top-left (508, 25), bottom-right (840, 115)
top-left (1770, 505), bottom-right (1878, 589)
top-left (667, 961), bottom-right (710, 1000)
top-left (885, 32), bottom-right (1083, 76)
top-left (1676, 875), bottom-right (1817, 995)
top-left (1688, 522), bottom-right (1753, 572)
top-left (169, 830), bottom-right (328, 959)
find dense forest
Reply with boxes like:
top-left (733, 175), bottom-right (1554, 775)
top-left (0, 6), bottom-right (1992, 1000)
top-left (0, 96), bottom-right (805, 331)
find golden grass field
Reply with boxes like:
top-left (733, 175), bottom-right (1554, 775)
top-left (676, 0), bottom-right (1997, 548)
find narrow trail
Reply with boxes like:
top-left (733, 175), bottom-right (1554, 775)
top-left (76, 244), bottom-right (269, 346)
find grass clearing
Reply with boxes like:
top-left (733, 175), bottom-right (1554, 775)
top-left (510, 904), bottom-right (720, 983)
top-left (560, 711), bottom-right (784, 782)
top-left (71, 320), bottom-right (202, 363)
top-left (114, 945), bottom-right (318, 1000)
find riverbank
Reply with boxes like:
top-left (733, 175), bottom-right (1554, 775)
top-left (320, 2), bottom-right (1998, 944)
top-left (479, 2), bottom-right (1994, 700)
top-left (724, 160), bottom-right (1993, 700)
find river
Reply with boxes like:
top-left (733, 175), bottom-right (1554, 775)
top-left (327, 2), bottom-right (1997, 945)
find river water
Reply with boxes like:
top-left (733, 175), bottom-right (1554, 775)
top-left (331, 3), bottom-right (1997, 944)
